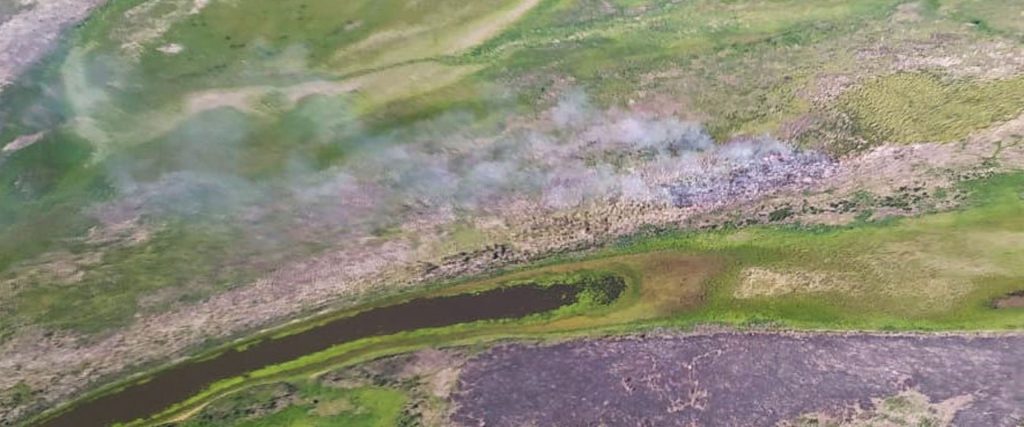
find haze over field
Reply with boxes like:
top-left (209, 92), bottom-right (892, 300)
top-left (1, 0), bottom-right (1023, 426)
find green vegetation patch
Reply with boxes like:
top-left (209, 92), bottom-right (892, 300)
top-left (944, 0), bottom-right (1024, 39)
top-left (7, 224), bottom-right (263, 334)
top-left (620, 172), bottom-right (1024, 330)
top-left (181, 381), bottom-right (406, 427)
top-left (841, 72), bottom-right (1024, 144)
top-left (0, 0), bottom-right (991, 341)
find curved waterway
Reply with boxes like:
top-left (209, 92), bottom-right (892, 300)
top-left (40, 283), bottom-right (596, 427)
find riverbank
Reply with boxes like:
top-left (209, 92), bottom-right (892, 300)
top-left (27, 171), bottom-right (1024, 426)
top-left (38, 279), bottom-right (613, 426)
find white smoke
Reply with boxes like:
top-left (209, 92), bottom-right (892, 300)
top-left (94, 89), bottom-right (832, 249)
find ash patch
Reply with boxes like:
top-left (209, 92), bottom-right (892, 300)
top-left (670, 141), bottom-right (835, 208)
top-left (452, 333), bottom-right (1024, 427)
top-left (0, 0), bottom-right (106, 90)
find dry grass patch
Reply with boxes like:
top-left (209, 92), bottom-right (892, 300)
top-left (734, 267), bottom-right (859, 299)
top-left (787, 389), bottom-right (974, 427)
top-left (841, 73), bottom-right (1024, 144)
top-left (329, 0), bottom-right (540, 74)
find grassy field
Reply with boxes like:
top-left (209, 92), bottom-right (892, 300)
top-left (5, 1), bottom-right (1024, 423)
top-left (178, 382), bottom-right (407, 427)
top-left (841, 73), bottom-right (1024, 143)
top-left (942, 0), bottom-right (1024, 40)
top-left (3, 0), bottom-right (1024, 339)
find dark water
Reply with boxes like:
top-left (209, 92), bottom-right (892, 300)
top-left (38, 284), bottom-right (585, 427)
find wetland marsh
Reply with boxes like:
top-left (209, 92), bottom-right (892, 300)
top-left (2, 0), bottom-right (1024, 425)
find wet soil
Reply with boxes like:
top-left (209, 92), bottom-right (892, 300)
top-left (37, 283), bottom-right (587, 427)
top-left (453, 332), bottom-right (1024, 427)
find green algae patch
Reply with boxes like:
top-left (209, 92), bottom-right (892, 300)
top-left (841, 73), bottom-right (1024, 144)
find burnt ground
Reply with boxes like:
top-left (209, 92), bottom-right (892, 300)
top-left (452, 332), bottom-right (1024, 426)
top-left (0, 0), bottom-right (106, 90)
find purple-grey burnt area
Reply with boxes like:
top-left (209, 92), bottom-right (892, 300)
top-left (452, 333), bottom-right (1024, 426)
top-left (669, 146), bottom-right (834, 208)
top-left (0, 0), bottom-right (107, 90)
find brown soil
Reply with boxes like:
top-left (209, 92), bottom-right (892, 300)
top-left (993, 291), bottom-right (1024, 309)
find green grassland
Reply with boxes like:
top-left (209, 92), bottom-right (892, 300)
top-left (4, 0), bottom-right (1024, 338)
top-left (179, 382), bottom-right (407, 427)
top-left (4, 0), bottom-right (1023, 340)
top-left (943, 0), bottom-right (1024, 40)
top-left (5, 0), bottom-right (1024, 422)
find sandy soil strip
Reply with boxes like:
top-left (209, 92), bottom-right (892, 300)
top-left (448, 0), bottom-right (542, 53)
top-left (1, 131), bottom-right (45, 154)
